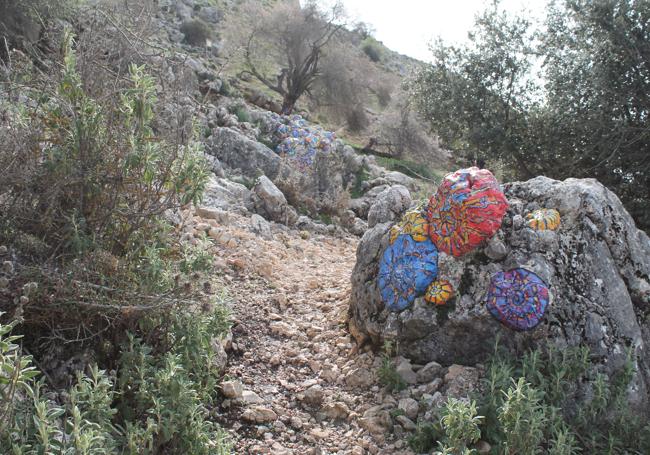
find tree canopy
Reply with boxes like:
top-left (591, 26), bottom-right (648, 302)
top-left (410, 0), bottom-right (650, 231)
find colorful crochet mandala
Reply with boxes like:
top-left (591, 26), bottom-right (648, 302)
top-left (424, 280), bottom-right (454, 306)
top-left (268, 114), bottom-right (336, 171)
top-left (389, 209), bottom-right (430, 244)
top-left (378, 234), bottom-right (439, 312)
top-left (427, 167), bottom-right (508, 257)
top-left (485, 268), bottom-right (550, 331)
top-left (526, 208), bottom-right (561, 231)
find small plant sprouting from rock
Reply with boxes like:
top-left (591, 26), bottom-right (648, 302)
top-left (378, 340), bottom-right (407, 393)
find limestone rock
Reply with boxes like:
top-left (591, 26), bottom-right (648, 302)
top-left (395, 415), bottom-right (417, 431)
top-left (222, 380), bottom-right (243, 399)
top-left (349, 176), bottom-right (650, 412)
top-left (207, 127), bottom-right (281, 179)
top-left (367, 185), bottom-right (411, 228)
top-left (322, 401), bottom-right (350, 420)
top-left (345, 367), bottom-right (375, 388)
top-left (397, 397), bottom-right (419, 420)
top-left (303, 385), bottom-right (324, 407)
top-left (384, 171), bottom-right (416, 190)
top-left (241, 390), bottom-right (264, 404)
top-left (251, 176), bottom-right (298, 226)
top-left (250, 214), bottom-right (273, 240)
top-left (417, 361), bottom-right (443, 383)
top-left (202, 176), bottom-right (253, 212)
top-left (395, 357), bottom-right (417, 385)
top-left (241, 406), bottom-right (277, 423)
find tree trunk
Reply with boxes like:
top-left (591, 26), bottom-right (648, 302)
top-left (281, 94), bottom-right (298, 115)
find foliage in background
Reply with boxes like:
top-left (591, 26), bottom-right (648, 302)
top-left (409, 341), bottom-right (650, 454)
top-left (410, 0), bottom-right (650, 231)
top-left (361, 37), bottom-right (383, 62)
top-left (180, 18), bottom-right (213, 46)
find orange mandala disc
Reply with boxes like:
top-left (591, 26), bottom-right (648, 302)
top-left (424, 279), bottom-right (454, 306)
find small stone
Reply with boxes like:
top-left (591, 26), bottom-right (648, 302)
top-left (241, 390), bottom-right (264, 404)
top-left (303, 385), bottom-right (324, 407)
top-left (395, 415), bottom-right (417, 431)
top-left (19, 296), bottom-right (29, 305)
top-left (345, 367), bottom-right (375, 388)
top-left (397, 397), bottom-right (419, 420)
top-left (322, 401), bottom-right (350, 420)
top-left (395, 358), bottom-right (417, 385)
top-left (417, 361), bottom-right (443, 383)
top-left (0, 277), bottom-right (9, 289)
top-left (0, 246), bottom-right (7, 255)
top-left (358, 410), bottom-right (392, 434)
top-left (290, 416), bottom-right (303, 429)
top-left (2, 261), bottom-right (14, 274)
top-left (485, 236), bottom-right (508, 260)
top-left (196, 207), bottom-right (229, 223)
top-left (221, 380), bottom-right (243, 399)
top-left (241, 406), bottom-right (277, 423)
top-left (195, 223), bottom-right (211, 233)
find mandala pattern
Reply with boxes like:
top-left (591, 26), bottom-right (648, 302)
top-left (485, 268), bottom-right (550, 331)
top-left (424, 280), bottom-right (454, 306)
top-left (389, 210), bottom-right (430, 244)
top-left (378, 234), bottom-right (439, 312)
top-left (427, 167), bottom-right (508, 257)
top-left (526, 208), bottom-right (561, 231)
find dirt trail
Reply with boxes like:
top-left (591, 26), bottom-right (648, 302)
top-left (195, 210), bottom-right (413, 454)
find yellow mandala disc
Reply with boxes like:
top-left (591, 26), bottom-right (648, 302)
top-left (389, 210), bottom-right (430, 244)
top-left (526, 209), bottom-right (561, 231)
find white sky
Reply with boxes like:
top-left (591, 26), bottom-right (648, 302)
top-left (338, 0), bottom-right (546, 61)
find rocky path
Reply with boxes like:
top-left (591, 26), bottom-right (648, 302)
top-left (186, 207), bottom-right (416, 454)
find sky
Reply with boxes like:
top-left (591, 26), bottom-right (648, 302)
top-left (337, 0), bottom-right (546, 62)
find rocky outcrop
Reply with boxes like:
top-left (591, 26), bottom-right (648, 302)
top-left (367, 185), bottom-right (411, 228)
top-left (349, 176), bottom-right (650, 411)
top-left (206, 127), bottom-right (281, 179)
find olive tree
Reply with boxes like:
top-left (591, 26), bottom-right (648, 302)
top-left (236, 0), bottom-right (345, 114)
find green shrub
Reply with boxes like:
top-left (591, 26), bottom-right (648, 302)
top-left (498, 378), bottom-right (548, 455)
top-left (440, 398), bottom-right (483, 453)
top-left (361, 37), bottom-right (383, 62)
top-left (228, 103), bottom-right (251, 123)
top-left (412, 341), bottom-right (650, 454)
top-left (180, 19), bottom-right (212, 46)
top-left (0, 307), bottom-right (233, 454)
top-left (346, 104), bottom-right (369, 132)
top-left (378, 341), bottom-right (407, 393)
top-left (2, 32), bottom-right (209, 258)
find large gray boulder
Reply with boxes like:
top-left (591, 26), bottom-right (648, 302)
top-left (206, 127), bottom-right (281, 179)
top-left (202, 176), bottom-right (253, 213)
top-left (349, 176), bottom-right (650, 411)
